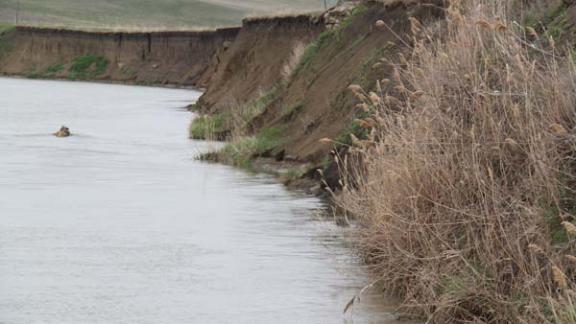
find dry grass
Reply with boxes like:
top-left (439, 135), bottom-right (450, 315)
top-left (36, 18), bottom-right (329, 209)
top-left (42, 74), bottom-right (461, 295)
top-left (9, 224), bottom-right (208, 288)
top-left (336, 1), bottom-right (576, 322)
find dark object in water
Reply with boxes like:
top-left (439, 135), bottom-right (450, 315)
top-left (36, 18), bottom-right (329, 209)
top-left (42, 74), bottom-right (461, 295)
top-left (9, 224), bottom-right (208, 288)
top-left (53, 126), bottom-right (71, 137)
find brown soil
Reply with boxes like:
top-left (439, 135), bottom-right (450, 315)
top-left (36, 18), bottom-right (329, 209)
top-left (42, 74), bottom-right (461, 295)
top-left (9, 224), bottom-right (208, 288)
top-left (253, 1), bottom-right (444, 164)
top-left (195, 14), bottom-right (325, 113)
top-left (0, 26), bottom-right (239, 87)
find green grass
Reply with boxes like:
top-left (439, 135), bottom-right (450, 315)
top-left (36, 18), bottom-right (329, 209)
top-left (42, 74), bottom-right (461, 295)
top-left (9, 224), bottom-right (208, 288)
top-left (294, 42), bottom-right (319, 75)
top-left (45, 63), bottom-right (64, 74)
top-left (523, 3), bottom-right (570, 41)
top-left (0, 23), bottom-right (15, 33)
top-left (189, 114), bottom-right (227, 139)
top-left (25, 71), bottom-right (41, 79)
top-left (0, 0), bottom-right (338, 29)
top-left (219, 127), bottom-right (283, 168)
top-left (68, 55), bottom-right (108, 79)
top-left (546, 5), bottom-right (570, 41)
top-left (545, 3), bottom-right (569, 25)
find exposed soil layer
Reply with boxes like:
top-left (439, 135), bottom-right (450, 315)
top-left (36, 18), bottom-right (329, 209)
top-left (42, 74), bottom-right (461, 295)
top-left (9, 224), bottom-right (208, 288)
top-left (195, 14), bottom-right (325, 113)
top-left (261, 2), bottom-right (444, 164)
top-left (0, 26), bottom-right (239, 87)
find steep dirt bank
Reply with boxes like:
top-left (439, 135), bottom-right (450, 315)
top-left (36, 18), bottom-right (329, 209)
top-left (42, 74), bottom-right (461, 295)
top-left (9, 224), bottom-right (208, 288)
top-left (194, 1), bottom-right (443, 188)
top-left (0, 26), bottom-right (239, 87)
top-left (195, 14), bottom-right (325, 113)
top-left (254, 1), bottom-right (443, 163)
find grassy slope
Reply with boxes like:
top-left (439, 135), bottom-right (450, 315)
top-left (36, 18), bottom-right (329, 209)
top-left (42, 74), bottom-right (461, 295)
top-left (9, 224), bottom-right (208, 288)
top-left (0, 0), bottom-right (338, 29)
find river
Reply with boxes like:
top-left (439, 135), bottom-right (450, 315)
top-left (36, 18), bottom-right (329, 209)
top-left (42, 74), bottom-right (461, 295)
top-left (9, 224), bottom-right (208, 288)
top-left (0, 77), bottom-right (404, 324)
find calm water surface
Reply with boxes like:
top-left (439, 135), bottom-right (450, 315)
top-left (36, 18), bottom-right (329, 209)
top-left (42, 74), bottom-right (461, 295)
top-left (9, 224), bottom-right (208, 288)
top-left (0, 78), bottom-right (404, 324)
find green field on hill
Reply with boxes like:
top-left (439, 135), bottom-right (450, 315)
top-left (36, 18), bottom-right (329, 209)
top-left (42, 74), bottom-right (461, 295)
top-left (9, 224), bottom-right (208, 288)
top-left (0, 0), bottom-right (337, 29)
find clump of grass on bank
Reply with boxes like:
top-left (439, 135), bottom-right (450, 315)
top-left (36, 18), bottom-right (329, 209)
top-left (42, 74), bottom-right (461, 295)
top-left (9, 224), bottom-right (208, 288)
top-left (190, 87), bottom-right (279, 141)
top-left (45, 63), bottom-right (64, 75)
top-left (217, 127), bottom-right (283, 168)
top-left (22, 63), bottom-right (65, 79)
top-left (216, 89), bottom-right (284, 168)
top-left (68, 55), bottom-right (108, 79)
top-left (337, 1), bottom-right (576, 322)
top-left (189, 114), bottom-right (227, 140)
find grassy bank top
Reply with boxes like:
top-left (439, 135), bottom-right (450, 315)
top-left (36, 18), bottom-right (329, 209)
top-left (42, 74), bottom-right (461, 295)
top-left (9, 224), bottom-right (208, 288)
top-left (6, 24), bottom-right (242, 35)
top-left (0, 0), bottom-right (338, 29)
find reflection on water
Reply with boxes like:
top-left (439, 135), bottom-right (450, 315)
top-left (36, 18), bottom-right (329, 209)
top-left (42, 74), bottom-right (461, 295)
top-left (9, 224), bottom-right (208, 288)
top-left (0, 78), bottom-right (405, 323)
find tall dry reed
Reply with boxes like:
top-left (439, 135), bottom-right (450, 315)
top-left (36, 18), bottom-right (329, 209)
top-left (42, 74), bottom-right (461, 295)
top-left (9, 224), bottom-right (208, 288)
top-left (337, 1), bottom-right (576, 322)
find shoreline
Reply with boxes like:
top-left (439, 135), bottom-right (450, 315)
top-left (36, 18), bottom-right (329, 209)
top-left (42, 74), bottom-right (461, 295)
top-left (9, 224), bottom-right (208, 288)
top-left (0, 73), bottom-right (203, 91)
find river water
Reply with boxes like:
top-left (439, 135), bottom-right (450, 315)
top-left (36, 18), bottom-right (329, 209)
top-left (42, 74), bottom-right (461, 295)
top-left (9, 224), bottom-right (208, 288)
top-left (0, 78), bottom-right (404, 324)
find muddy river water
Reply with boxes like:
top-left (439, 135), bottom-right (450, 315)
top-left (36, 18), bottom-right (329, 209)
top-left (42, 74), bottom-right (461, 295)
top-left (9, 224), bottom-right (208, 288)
top-left (0, 77), bottom-right (405, 323)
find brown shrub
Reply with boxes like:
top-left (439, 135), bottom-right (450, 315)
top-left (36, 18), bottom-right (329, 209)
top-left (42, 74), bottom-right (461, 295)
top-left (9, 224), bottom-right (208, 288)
top-left (337, 1), bottom-right (576, 322)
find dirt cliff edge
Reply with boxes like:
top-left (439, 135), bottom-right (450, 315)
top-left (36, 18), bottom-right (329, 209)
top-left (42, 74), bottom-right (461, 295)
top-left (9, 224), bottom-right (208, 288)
top-left (0, 26), bottom-right (240, 87)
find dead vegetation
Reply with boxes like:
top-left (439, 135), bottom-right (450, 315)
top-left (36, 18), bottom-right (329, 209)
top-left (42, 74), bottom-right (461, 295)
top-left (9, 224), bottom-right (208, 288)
top-left (336, 0), bottom-right (576, 322)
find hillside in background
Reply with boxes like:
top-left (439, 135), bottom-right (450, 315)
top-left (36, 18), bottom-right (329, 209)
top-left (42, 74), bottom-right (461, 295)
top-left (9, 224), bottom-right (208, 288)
top-left (0, 0), bottom-right (338, 29)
